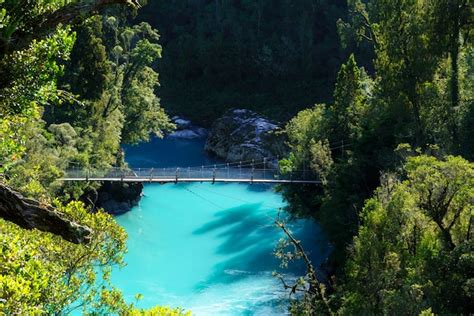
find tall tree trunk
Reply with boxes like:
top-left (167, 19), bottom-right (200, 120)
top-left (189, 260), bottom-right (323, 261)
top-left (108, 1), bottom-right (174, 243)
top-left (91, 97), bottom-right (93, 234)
top-left (434, 219), bottom-right (456, 251)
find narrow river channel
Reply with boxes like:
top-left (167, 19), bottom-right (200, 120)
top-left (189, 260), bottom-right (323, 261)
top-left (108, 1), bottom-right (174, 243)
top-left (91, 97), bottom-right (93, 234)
top-left (111, 137), bottom-right (329, 315)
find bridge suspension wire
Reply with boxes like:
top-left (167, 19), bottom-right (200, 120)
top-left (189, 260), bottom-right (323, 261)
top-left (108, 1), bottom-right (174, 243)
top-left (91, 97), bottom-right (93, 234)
top-left (189, 185), bottom-right (285, 210)
top-left (182, 186), bottom-right (224, 209)
top-left (182, 185), bottom-right (286, 225)
top-left (179, 139), bottom-right (352, 169)
top-left (63, 138), bottom-right (352, 172)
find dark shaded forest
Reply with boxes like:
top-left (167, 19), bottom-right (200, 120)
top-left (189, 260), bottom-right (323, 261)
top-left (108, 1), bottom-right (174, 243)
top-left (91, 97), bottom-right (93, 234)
top-left (136, 0), bottom-right (371, 124)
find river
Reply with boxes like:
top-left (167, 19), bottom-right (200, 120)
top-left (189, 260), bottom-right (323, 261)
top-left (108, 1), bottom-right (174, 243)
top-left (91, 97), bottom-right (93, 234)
top-left (111, 137), bottom-right (329, 315)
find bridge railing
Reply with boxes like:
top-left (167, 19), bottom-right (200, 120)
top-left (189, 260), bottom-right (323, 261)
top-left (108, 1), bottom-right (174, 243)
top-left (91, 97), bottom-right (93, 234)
top-left (64, 166), bottom-right (316, 182)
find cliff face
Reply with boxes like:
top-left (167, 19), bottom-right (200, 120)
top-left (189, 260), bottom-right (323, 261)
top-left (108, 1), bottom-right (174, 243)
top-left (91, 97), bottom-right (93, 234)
top-left (205, 109), bottom-right (288, 165)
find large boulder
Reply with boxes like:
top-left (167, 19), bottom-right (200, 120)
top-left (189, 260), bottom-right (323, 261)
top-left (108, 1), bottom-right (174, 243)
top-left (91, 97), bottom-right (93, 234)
top-left (205, 109), bottom-right (287, 163)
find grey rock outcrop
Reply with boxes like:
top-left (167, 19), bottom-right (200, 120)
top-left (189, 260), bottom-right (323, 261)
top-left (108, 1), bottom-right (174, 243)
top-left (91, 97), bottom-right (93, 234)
top-left (82, 182), bottom-right (143, 215)
top-left (205, 109), bottom-right (287, 164)
top-left (96, 182), bottom-right (143, 215)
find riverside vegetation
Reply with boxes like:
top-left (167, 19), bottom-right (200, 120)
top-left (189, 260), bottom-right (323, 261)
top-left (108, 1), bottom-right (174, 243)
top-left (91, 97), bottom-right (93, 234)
top-left (278, 1), bottom-right (474, 314)
top-left (0, 0), bottom-right (473, 315)
top-left (0, 0), bottom-right (179, 314)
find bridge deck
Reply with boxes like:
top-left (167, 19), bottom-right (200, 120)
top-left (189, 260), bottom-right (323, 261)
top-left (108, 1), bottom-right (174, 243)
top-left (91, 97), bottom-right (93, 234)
top-left (61, 165), bottom-right (320, 185)
top-left (60, 177), bottom-right (320, 184)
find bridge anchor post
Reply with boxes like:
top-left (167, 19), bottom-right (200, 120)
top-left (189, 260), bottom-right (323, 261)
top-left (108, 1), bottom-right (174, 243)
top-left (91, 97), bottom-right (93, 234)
top-left (251, 159), bottom-right (254, 184)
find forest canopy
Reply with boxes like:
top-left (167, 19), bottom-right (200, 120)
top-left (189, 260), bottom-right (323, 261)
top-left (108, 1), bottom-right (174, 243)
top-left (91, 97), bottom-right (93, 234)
top-left (278, 0), bottom-right (474, 314)
top-left (0, 0), bottom-right (178, 313)
top-left (135, 0), bottom-right (369, 124)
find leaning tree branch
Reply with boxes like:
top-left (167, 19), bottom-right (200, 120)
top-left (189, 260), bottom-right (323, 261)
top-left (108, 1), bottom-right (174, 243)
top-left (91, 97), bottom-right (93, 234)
top-left (349, 5), bottom-right (379, 49)
top-left (0, 183), bottom-right (91, 244)
top-left (275, 219), bottom-right (333, 315)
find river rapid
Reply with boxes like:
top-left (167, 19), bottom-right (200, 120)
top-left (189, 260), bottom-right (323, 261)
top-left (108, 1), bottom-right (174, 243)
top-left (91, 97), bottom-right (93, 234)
top-left (111, 137), bottom-right (329, 315)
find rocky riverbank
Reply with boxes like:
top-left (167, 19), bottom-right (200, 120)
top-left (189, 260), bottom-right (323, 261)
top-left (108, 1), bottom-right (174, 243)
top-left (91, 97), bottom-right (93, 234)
top-left (82, 182), bottom-right (143, 215)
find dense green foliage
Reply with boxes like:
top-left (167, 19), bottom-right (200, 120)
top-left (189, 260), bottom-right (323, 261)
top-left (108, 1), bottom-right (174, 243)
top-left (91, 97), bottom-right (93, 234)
top-left (135, 0), bottom-right (371, 124)
top-left (0, 201), bottom-right (128, 314)
top-left (1, 3), bottom-right (174, 201)
top-left (340, 155), bottom-right (473, 314)
top-left (51, 12), bottom-right (174, 145)
top-left (280, 0), bottom-right (474, 314)
top-left (0, 1), bottom-right (181, 314)
top-left (282, 155), bottom-right (474, 315)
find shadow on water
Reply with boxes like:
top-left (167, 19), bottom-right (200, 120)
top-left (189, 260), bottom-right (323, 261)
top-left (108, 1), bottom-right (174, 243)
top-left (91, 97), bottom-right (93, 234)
top-left (192, 202), bottom-right (329, 293)
top-left (114, 137), bottom-right (332, 314)
top-left (245, 183), bottom-right (274, 193)
top-left (193, 203), bottom-right (276, 257)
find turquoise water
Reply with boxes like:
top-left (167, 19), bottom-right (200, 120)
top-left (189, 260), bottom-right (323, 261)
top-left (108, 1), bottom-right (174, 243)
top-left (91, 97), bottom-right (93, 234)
top-left (112, 138), bottom-right (329, 315)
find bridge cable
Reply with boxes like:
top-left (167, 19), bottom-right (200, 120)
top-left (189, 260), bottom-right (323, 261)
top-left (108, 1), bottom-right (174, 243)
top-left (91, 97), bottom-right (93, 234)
top-left (182, 186), bottom-right (225, 209)
top-left (188, 185), bottom-right (285, 211)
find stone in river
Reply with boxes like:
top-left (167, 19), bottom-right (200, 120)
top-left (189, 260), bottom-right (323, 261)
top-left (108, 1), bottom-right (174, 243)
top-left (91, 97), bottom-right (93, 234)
top-left (168, 116), bottom-right (208, 139)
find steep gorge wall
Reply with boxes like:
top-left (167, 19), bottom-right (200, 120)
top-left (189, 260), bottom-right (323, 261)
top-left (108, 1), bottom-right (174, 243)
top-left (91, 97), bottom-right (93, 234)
top-left (135, 0), bottom-right (371, 124)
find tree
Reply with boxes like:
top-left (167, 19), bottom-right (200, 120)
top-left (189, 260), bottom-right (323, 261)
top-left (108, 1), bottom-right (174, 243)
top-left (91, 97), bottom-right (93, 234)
top-left (340, 155), bottom-right (473, 314)
top-left (280, 4), bottom-right (474, 312)
top-left (0, 200), bottom-right (128, 314)
top-left (53, 16), bottom-right (174, 146)
top-left (0, 0), bottom-right (139, 56)
top-left (133, 0), bottom-right (351, 124)
top-left (0, 1), bottom-right (181, 313)
top-left (434, 0), bottom-right (473, 112)
top-left (280, 55), bottom-right (372, 266)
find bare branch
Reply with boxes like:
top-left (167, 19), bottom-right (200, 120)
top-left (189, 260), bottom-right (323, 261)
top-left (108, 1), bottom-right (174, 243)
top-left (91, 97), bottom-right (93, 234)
top-left (275, 219), bottom-right (333, 315)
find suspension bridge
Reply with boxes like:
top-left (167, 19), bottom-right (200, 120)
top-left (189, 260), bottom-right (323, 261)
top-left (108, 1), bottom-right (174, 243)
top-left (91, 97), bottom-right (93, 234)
top-left (61, 158), bottom-right (321, 184)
